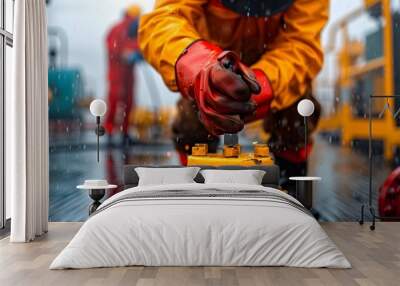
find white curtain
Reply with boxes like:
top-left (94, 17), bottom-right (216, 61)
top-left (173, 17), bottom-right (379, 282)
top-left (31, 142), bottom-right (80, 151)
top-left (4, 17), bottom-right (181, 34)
top-left (8, 0), bottom-right (49, 242)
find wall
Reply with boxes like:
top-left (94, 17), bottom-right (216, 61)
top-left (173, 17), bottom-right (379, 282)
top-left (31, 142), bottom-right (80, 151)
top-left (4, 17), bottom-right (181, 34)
top-left (46, 0), bottom-right (179, 108)
top-left (46, 0), bottom-right (389, 113)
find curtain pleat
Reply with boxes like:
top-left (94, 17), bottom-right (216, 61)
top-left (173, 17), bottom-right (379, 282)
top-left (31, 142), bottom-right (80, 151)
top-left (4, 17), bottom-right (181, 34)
top-left (41, 0), bottom-right (50, 234)
top-left (10, 0), bottom-right (49, 242)
top-left (9, 0), bottom-right (27, 242)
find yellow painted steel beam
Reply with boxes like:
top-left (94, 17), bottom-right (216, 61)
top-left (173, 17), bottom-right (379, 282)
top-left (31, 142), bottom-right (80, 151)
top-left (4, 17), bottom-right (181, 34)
top-left (317, 113), bottom-right (341, 131)
top-left (382, 0), bottom-right (394, 96)
top-left (318, 0), bottom-right (398, 161)
top-left (348, 57), bottom-right (384, 78)
top-left (341, 118), bottom-right (400, 161)
top-left (364, 0), bottom-right (381, 8)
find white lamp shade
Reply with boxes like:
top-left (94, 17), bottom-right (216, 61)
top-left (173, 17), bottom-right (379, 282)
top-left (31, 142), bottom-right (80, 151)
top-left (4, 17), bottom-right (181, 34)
top-left (90, 99), bottom-right (107, 117)
top-left (297, 99), bottom-right (315, 117)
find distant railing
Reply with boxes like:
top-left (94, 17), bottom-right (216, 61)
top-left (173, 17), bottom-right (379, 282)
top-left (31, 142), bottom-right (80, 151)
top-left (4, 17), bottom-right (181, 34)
top-left (314, 0), bottom-right (399, 161)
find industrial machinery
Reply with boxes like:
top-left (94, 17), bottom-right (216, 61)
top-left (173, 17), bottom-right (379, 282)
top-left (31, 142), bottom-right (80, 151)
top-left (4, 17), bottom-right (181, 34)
top-left (187, 134), bottom-right (274, 167)
top-left (127, 65), bottom-right (174, 143)
top-left (319, 0), bottom-right (400, 221)
top-left (317, 0), bottom-right (400, 161)
top-left (48, 27), bottom-right (84, 120)
top-left (48, 68), bottom-right (83, 119)
top-left (129, 106), bottom-right (175, 141)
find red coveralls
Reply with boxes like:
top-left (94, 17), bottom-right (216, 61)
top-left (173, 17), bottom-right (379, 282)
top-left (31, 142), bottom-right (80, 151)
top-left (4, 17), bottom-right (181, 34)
top-left (104, 16), bottom-right (139, 135)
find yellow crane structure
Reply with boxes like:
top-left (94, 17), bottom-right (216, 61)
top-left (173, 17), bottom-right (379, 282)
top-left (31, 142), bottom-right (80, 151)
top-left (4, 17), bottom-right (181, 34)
top-left (317, 0), bottom-right (400, 161)
top-left (129, 106), bottom-right (176, 141)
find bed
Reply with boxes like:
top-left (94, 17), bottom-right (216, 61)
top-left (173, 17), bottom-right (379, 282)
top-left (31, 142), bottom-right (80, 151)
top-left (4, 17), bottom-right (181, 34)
top-left (50, 165), bottom-right (350, 269)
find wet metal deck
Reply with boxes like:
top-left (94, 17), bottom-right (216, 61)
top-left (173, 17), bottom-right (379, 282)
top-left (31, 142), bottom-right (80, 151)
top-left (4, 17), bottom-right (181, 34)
top-left (49, 136), bottom-right (391, 222)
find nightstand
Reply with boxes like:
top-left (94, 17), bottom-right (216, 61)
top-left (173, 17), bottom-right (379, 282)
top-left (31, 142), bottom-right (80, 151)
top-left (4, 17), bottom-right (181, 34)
top-left (289, 176), bottom-right (321, 217)
top-left (77, 180), bottom-right (117, 215)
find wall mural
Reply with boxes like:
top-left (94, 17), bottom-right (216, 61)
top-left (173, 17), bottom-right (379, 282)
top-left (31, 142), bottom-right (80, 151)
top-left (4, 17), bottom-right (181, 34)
top-left (45, 0), bottom-right (400, 223)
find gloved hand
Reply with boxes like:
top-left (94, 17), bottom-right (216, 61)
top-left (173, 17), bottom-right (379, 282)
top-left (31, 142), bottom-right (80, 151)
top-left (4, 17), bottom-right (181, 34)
top-left (264, 94), bottom-right (321, 163)
top-left (175, 40), bottom-right (261, 135)
top-left (172, 98), bottom-right (220, 165)
top-left (243, 69), bottom-right (274, 123)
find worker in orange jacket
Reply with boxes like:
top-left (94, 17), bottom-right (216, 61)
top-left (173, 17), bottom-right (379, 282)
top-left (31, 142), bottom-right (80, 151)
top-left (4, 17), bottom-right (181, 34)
top-left (139, 0), bottom-right (327, 192)
top-left (105, 5), bottom-right (143, 146)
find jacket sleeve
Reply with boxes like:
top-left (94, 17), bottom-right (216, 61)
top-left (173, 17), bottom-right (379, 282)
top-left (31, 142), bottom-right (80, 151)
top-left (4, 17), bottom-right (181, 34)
top-left (252, 0), bottom-right (329, 110)
top-left (139, 0), bottom-right (208, 91)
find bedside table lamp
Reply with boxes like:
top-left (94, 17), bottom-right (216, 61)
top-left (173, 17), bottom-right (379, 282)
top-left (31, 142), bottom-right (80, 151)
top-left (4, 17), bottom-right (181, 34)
top-left (297, 99), bottom-right (315, 163)
top-left (77, 180), bottom-right (117, 215)
top-left (290, 99), bottom-right (321, 217)
top-left (90, 99), bottom-right (107, 162)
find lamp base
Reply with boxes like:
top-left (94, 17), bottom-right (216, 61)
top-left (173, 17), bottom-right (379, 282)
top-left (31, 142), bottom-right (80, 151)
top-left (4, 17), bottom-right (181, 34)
top-left (296, 180), bottom-right (313, 209)
top-left (88, 189), bottom-right (105, 215)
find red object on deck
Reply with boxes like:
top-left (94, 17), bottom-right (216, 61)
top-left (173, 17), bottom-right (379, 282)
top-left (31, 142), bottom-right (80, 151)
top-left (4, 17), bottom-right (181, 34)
top-left (379, 167), bottom-right (400, 217)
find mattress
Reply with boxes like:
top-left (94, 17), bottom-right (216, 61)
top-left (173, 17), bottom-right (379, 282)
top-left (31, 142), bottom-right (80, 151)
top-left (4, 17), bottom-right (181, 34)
top-left (50, 183), bottom-right (351, 269)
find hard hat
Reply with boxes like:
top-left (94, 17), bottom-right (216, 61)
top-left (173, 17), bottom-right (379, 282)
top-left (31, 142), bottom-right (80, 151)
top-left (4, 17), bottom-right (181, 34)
top-left (126, 4), bottom-right (141, 19)
top-left (220, 0), bottom-right (293, 17)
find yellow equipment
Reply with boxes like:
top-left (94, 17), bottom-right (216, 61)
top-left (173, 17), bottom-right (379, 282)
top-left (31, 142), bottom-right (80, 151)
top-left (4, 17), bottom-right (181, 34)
top-left (187, 134), bottom-right (274, 167)
top-left (317, 0), bottom-right (400, 161)
top-left (128, 106), bottom-right (176, 142)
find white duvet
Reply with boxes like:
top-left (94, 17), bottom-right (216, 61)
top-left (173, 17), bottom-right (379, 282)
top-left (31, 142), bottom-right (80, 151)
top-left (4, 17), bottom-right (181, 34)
top-left (50, 183), bottom-right (351, 269)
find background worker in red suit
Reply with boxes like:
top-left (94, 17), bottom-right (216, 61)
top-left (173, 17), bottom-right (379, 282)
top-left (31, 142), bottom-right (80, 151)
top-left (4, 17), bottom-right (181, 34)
top-left (104, 5), bottom-right (142, 146)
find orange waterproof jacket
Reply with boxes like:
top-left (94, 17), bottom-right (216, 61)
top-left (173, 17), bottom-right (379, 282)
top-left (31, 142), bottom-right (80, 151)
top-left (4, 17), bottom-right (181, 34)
top-left (139, 0), bottom-right (329, 110)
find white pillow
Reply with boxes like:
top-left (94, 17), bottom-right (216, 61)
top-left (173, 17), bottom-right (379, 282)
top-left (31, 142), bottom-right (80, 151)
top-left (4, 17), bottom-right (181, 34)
top-left (135, 167), bottom-right (200, 186)
top-left (200, 169), bottom-right (266, 185)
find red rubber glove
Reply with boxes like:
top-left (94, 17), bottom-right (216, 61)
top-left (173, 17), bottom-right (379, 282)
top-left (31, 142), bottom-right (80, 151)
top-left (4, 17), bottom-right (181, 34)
top-left (243, 69), bottom-right (274, 123)
top-left (176, 41), bottom-right (261, 135)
